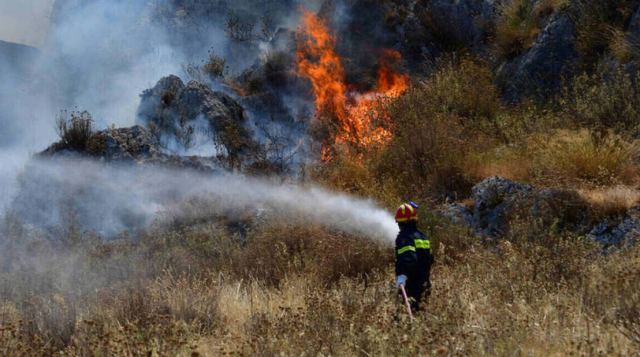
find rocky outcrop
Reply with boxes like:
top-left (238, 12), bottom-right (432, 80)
top-left (137, 76), bottom-right (259, 160)
top-left (497, 13), bottom-right (578, 101)
top-left (442, 177), bottom-right (535, 236)
top-left (40, 125), bottom-right (220, 172)
top-left (441, 177), bottom-right (594, 235)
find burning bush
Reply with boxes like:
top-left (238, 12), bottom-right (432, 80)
top-left (296, 10), bottom-right (409, 159)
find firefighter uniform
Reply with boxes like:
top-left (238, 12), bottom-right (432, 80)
top-left (394, 203), bottom-right (434, 311)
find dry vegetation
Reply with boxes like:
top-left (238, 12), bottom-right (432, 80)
top-left (11, 52), bottom-right (638, 355)
top-left (1, 212), bottom-right (638, 355)
top-left (6, 8), bottom-right (640, 353)
top-left (314, 56), bottom-right (640, 203)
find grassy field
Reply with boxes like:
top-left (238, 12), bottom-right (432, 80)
top-left (0, 213), bottom-right (639, 355)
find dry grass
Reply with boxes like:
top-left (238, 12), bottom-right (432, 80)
top-left (530, 129), bottom-right (639, 186)
top-left (495, 0), bottom-right (541, 59)
top-left (1, 213), bottom-right (639, 355)
top-left (467, 129), bottom-right (639, 188)
top-left (580, 185), bottom-right (640, 218)
top-left (494, 0), bottom-right (567, 60)
top-left (572, 0), bottom-right (640, 64)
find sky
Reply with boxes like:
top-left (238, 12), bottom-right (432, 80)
top-left (0, 0), bottom-right (54, 47)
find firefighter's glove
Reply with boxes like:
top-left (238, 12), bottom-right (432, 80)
top-left (396, 275), bottom-right (407, 289)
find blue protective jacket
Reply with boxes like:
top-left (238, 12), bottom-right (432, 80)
top-left (395, 222), bottom-right (434, 279)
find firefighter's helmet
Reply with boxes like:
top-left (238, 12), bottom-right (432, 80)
top-left (395, 202), bottom-right (418, 222)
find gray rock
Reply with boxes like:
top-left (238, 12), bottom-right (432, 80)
top-left (470, 176), bottom-right (533, 236)
top-left (441, 176), bottom-right (638, 247)
top-left (440, 203), bottom-right (474, 226)
top-left (40, 125), bottom-right (221, 172)
top-left (442, 177), bottom-right (590, 237)
top-left (498, 13), bottom-right (578, 101)
top-left (138, 76), bottom-right (258, 160)
top-left (588, 208), bottom-right (640, 248)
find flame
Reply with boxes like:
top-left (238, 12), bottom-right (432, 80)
top-left (296, 10), bottom-right (409, 160)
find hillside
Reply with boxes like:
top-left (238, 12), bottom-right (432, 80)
top-left (1, 0), bottom-right (640, 355)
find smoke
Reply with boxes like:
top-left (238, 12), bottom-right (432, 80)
top-left (0, 1), bottom-right (399, 246)
top-left (11, 158), bottom-right (398, 242)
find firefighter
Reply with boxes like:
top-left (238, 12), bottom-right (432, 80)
top-left (395, 201), bottom-right (434, 312)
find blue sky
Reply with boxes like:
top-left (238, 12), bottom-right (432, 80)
top-left (0, 0), bottom-right (54, 47)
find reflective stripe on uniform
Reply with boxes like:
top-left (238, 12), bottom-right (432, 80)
top-left (397, 245), bottom-right (416, 255)
top-left (414, 239), bottom-right (431, 250)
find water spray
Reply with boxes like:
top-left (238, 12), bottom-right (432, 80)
top-left (9, 158), bottom-right (399, 242)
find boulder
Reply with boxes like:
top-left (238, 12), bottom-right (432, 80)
top-left (441, 177), bottom-right (591, 237)
top-left (440, 176), bottom-right (640, 248)
top-left (470, 176), bottom-right (534, 236)
top-left (138, 76), bottom-right (259, 161)
top-left (497, 13), bottom-right (578, 101)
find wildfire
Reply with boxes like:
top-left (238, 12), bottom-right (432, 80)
top-left (296, 10), bottom-right (409, 160)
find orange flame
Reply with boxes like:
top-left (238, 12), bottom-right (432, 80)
top-left (296, 10), bottom-right (409, 160)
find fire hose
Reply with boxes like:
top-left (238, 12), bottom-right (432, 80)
top-left (399, 284), bottom-right (414, 321)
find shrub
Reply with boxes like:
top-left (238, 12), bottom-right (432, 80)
top-left (202, 51), bottom-right (227, 79)
top-left (571, 0), bottom-right (640, 63)
top-left (495, 0), bottom-right (540, 59)
top-left (563, 66), bottom-right (640, 135)
top-left (609, 28), bottom-right (640, 63)
top-left (422, 57), bottom-right (500, 125)
top-left (370, 58), bottom-right (500, 201)
top-left (374, 94), bottom-right (474, 201)
top-left (495, 0), bottom-right (568, 59)
top-left (55, 111), bottom-right (94, 151)
top-left (530, 129), bottom-right (639, 186)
